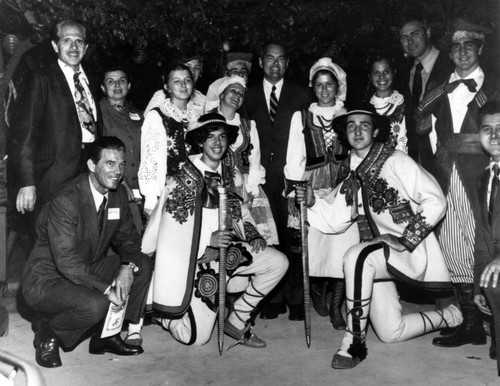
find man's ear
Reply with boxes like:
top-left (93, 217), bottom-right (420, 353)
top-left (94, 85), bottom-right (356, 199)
top-left (373, 128), bottom-right (380, 138)
top-left (100, 84), bottom-right (106, 94)
top-left (426, 28), bottom-right (431, 40)
top-left (258, 57), bottom-right (263, 69)
top-left (87, 158), bottom-right (96, 173)
top-left (51, 40), bottom-right (59, 54)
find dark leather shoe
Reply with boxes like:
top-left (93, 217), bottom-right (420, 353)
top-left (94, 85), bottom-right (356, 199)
top-left (259, 303), bottom-right (286, 320)
top-left (490, 343), bottom-right (497, 360)
top-left (311, 281), bottom-right (329, 317)
top-left (224, 320), bottom-right (266, 348)
top-left (288, 304), bottom-right (305, 321)
top-left (89, 334), bottom-right (143, 355)
top-left (331, 352), bottom-right (362, 369)
top-left (432, 328), bottom-right (486, 347)
top-left (34, 324), bottom-right (62, 368)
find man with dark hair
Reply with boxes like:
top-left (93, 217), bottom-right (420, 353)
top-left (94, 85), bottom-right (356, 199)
top-left (100, 64), bottom-right (143, 233)
top-left (142, 113), bottom-right (287, 348)
top-left (22, 136), bottom-right (152, 368)
top-left (396, 16), bottom-right (453, 169)
top-left (10, 19), bottom-right (101, 215)
top-left (474, 100), bottom-right (500, 370)
top-left (245, 42), bottom-right (309, 321)
top-left (417, 19), bottom-right (500, 349)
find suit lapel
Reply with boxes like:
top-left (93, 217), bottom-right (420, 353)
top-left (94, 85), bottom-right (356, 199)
top-left (79, 175), bottom-right (100, 256)
top-left (478, 170), bottom-right (491, 231)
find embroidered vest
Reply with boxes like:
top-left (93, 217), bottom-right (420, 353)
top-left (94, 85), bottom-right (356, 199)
top-left (153, 107), bottom-right (188, 176)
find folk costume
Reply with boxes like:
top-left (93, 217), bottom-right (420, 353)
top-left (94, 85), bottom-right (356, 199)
top-left (285, 58), bottom-right (353, 327)
top-left (144, 88), bottom-right (206, 118)
top-left (142, 118), bottom-right (287, 346)
top-left (138, 99), bottom-right (197, 212)
top-left (369, 90), bottom-right (408, 153)
top-left (224, 113), bottom-right (279, 245)
top-left (306, 136), bottom-right (459, 368)
top-left (207, 76), bottom-right (279, 245)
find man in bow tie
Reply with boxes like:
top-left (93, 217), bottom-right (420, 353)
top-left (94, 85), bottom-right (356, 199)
top-left (417, 19), bottom-right (500, 350)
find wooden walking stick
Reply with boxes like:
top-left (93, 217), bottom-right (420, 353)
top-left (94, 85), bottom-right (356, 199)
top-left (217, 185), bottom-right (229, 355)
top-left (285, 179), bottom-right (311, 348)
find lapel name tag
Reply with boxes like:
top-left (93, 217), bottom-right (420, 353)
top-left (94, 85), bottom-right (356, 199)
top-left (108, 208), bottom-right (120, 220)
top-left (129, 112), bottom-right (141, 121)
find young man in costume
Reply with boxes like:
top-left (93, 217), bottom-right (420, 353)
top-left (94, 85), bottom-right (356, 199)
top-left (296, 104), bottom-right (462, 369)
top-left (417, 19), bottom-right (500, 349)
top-left (142, 112), bottom-right (288, 347)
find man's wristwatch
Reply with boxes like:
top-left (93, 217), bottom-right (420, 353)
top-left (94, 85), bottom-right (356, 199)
top-left (122, 262), bottom-right (139, 275)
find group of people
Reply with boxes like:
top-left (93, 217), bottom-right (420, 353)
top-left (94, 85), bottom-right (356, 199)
top-left (7, 14), bottom-right (500, 377)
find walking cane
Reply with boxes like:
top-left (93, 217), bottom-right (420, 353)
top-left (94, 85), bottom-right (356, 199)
top-left (217, 186), bottom-right (229, 355)
top-left (285, 179), bottom-right (312, 348)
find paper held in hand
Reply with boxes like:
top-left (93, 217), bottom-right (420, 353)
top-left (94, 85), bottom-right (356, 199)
top-left (101, 297), bottom-right (129, 338)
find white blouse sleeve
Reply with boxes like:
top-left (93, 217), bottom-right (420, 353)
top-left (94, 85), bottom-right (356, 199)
top-left (307, 185), bottom-right (354, 234)
top-left (138, 110), bottom-right (167, 211)
top-left (246, 120), bottom-right (266, 196)
top-left (284, 110), bottom-right (307, 181)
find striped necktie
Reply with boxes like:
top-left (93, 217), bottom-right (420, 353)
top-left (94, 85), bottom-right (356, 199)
top-left (269, 85), bottom-right (278, 124)
top-left (411, 62), bottom-right (423, 107)
top-left (74, 72), bottom-right (96, 134)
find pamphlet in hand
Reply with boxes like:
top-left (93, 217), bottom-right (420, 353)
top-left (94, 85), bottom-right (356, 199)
top-left (101, 297), bottom-right (129, 338)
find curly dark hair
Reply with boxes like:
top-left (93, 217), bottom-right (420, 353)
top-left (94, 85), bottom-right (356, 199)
top-left (186, 125), bottom-right (239, 154)
top-left (335, 110), bottom-right (391, 150)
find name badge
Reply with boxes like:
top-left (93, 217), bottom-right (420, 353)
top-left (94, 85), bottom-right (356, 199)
top-left (108, 208), bottom-right (120, 220)
top-left (129, 112), bottom-right (141, 121)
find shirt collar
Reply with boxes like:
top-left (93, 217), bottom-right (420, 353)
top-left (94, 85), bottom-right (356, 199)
top-left (58, 59), bottom-right (86, 76)
top-left (88, 175), bottom-right (108, 211)
top-left (263, 78), bottom-right (284, 95)
top-left (417, 46), bottom-right (439, 74)
top-left (192, 154), bottom-right (222, 175)
top-left (449, 66), bottom-right (483, 83)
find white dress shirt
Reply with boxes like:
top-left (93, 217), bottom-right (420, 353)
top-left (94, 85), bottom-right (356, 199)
top-left (262, 78), bottom-right (284, 114)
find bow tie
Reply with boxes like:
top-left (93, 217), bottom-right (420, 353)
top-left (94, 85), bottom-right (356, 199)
top-left (202, 171), bottom-right (222, 209)
top-left (445, 78), bottom-right (477, 94)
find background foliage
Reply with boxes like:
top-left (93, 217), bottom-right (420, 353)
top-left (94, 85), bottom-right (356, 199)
top-left (0, 0), bottom-right (499, 157)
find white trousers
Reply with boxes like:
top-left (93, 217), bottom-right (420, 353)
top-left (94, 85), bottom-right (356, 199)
top-left (165, 243), bottom-right (288, 346)
top-left (340, 242), bottom-right (447, 352)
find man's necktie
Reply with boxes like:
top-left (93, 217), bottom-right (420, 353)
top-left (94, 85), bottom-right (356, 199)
top-left (74, 72), bottom-right (96, 134)
top-left (445, 78), bottom-right (478, 94)
top-left (411, 62), bottom-right (423, 107)
top-left (97, 196), bottom-right (107, 233)
top-left (489, 164), bottom-right (500, 225)
top-left (269, 85), bottom-right (278, 124)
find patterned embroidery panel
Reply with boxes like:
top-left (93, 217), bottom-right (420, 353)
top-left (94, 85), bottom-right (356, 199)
top-left (367, 176), bottom-right (414, 224)
top-left (402, 213), bottom-right (433, 251)
top-left (243, 221), bottom-right (263, 243)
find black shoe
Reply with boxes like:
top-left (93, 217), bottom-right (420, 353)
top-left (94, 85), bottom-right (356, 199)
top-left (439, 326), bottom-right (458, 336)
top-left (490, 343), bottom-right (497, 360)
top-left (288, 304), bottom-right (305, 321)
top-left (224, 320), bottom-right (267, 348)
top-left (89, 334), bottom-right (143, 355)
top-left (259, 303), bottom-right (286, 320)
top-left (34, 324), bottom-right (62, 368)
top-left (311, 280), bottom-right (329, 317)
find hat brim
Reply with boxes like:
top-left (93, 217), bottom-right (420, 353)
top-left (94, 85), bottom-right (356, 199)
top-left (185, 120), bottom-right (239, 146)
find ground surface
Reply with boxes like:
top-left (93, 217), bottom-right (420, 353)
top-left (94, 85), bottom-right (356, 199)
top-left (0, 299), bottom-right (498, 386)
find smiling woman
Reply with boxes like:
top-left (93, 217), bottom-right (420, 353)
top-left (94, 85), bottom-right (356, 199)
top-left (138, 61), bottom-right (198, 216)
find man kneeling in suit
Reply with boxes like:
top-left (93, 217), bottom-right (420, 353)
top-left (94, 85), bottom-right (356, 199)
top-left (474, 100), bottom-right (500, 375)
top-left (22, 136), bottom-right (152, 368)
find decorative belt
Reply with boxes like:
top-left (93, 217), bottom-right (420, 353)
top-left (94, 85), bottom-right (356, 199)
top-left (437, 133), bottom-right (484, 154)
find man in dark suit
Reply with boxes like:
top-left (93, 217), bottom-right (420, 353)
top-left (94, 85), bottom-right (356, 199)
top-left (245, 42), bottom-right (309, 320)
top-left (474, 100), bottom-right (500, 374)
top-left (10, 19), bottom-right (101, 216)
top-left (396, 17), bottom-right (453, 170)
top-left (22, 137), bottom-right (152, 368)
